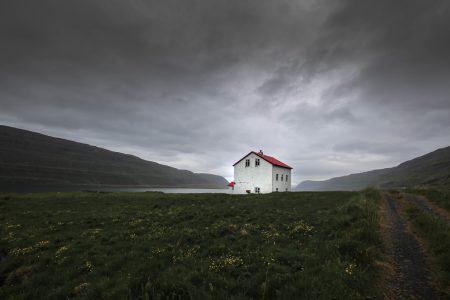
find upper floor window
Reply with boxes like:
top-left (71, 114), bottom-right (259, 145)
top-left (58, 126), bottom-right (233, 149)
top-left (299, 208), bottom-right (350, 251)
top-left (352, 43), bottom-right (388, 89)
top-left (281, 174), bottom-right (284, 181)
top-left (276, 174), bottom-right (279, 181)
top-left (255, 158), bottom-right (260, 167)
top-left (245, 159), bottom-right (250, 167)
top-left (286, 175), bottom-right (288, 181)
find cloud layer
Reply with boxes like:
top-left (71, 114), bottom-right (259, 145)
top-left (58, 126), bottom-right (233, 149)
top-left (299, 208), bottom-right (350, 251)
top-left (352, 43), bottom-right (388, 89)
top-left (1, 0), bottom-right (450, 184)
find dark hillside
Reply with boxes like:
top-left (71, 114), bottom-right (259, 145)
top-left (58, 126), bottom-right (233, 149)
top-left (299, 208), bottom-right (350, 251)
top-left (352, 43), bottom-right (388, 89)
top-left (0, 125), bottom-right (228, 190)
top-left (296, 146), bottom-right (450, 191)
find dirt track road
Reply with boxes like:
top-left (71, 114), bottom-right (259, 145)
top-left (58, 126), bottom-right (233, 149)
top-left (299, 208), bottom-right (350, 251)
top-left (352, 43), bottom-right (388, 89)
top-left (381, 192), bottom-right (437, 299)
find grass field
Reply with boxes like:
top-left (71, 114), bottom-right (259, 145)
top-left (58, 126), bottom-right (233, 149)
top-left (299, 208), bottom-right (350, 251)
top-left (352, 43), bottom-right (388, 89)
top-left (411, 189), bottom-right (450, 212)
top-left (406, 202), bottom-right (450, 297)
top-left (0, 191), bottom-right (383, 299)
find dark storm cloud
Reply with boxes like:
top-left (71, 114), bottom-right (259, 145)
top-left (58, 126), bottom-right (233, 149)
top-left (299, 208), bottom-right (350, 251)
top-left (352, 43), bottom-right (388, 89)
top-left (1, 0), bottom-right (449, 183)
top-left (319, 0), bottom-right (450, 108)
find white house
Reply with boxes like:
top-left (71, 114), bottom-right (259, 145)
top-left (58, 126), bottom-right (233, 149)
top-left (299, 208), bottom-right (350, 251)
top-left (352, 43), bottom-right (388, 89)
top-left (229, 150), bottom-right (293, 194)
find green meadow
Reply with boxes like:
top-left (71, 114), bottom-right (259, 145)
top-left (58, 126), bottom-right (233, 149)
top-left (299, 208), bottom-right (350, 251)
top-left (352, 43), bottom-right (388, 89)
top-left (406, 200), bottom-right (450, 296)
top-left (0, 191), bottom-right (383, 299)
top-left (412, 189), bottom-right (450, 213)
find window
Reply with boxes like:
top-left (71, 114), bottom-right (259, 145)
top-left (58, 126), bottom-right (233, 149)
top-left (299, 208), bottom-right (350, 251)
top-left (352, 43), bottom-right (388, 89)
top-left (281, 174), bottom-right (284, 181)
top-left (276, 174), bottom-right (279, 181)
top-left (245, 159), bottom-right (250, 167)
top-left (255, 187), bottom-right (260, 193)
top-left (285, 188), bottom-right (288, 192)
top-left (276, 188), bottom-right (279, 192)
top-left (286, 175), bottom-right (288, 181)
top-left (255, 158), bottom-right (260, 167)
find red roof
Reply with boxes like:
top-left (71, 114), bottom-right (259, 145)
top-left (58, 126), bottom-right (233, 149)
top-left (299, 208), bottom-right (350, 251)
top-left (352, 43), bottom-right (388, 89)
top-left (232, 151), bottom-right (293, 169)
top-left (228, 181), bottom-right (235, 187)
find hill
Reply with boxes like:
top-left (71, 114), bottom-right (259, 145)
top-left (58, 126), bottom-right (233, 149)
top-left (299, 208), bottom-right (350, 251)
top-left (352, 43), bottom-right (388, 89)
top-left (0, 125), bottom-right (228, 190)
top-left (296, 146), bottom-right (450, 191)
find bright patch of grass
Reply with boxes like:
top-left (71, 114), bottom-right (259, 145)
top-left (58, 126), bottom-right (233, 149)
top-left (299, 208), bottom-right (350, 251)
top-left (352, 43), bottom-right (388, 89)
top-left (0, 191), bottom-right (383, 299)
top-left (406, 204), bottom-right (450, 297)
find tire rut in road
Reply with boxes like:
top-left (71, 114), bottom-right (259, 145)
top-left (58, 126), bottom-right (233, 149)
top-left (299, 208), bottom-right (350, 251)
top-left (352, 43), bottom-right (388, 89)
top-left (382, 193), bottom-right (437, 299)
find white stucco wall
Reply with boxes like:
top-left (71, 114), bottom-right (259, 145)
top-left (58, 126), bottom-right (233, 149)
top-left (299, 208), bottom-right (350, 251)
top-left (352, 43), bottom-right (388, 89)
top-left (272, 166), bottom-right (291, 192)
top-left (233, 153), bottom-right (273, 194)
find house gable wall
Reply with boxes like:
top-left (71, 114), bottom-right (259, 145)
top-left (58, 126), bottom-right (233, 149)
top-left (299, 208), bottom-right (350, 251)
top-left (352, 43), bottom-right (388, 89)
top-left (233, 152), bottom-right (273, 194)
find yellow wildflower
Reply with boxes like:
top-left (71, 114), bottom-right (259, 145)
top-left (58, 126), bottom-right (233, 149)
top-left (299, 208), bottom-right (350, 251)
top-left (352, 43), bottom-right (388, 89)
top-left (345, 263), bottom-right (357, 275)
top-left (35, 240), bottom-right (50, 247)
top-left (10, 246), bottom-right (34, 256)
top-left (208, 255), bottom-right (244, 272)
top-left (289, 220), bottom-right (314, 236)
top-left (55, 245), bottom-right (69, 257)
top-left (7, 224), bottom-right (21, 229)
top-left (84, 261), bottom-right (94, 272)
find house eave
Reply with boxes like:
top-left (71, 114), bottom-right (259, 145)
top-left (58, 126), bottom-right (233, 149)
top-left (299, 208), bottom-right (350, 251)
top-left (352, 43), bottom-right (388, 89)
top-left (232, 151), bottom-right (293, 169)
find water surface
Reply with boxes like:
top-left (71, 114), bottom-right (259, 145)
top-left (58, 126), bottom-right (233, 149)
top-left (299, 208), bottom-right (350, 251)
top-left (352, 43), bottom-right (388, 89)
top-left (1, 186), bottom-right (231, 193)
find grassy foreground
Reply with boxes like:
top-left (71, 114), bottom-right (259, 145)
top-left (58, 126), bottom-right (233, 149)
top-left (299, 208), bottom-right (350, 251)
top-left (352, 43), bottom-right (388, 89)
top-left (411, 189), bottom-right (450, 212)
top-left (406, 203), bottom-right (450, 297)
top-left (0, 191), bottom-right (383, 299)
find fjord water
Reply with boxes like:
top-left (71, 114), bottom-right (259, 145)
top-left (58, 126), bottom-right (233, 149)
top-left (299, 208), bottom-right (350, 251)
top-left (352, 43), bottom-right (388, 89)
top-left (99, 187), bottom-right (231, 193)
top-left (0, 186), bottom-right (231, 193)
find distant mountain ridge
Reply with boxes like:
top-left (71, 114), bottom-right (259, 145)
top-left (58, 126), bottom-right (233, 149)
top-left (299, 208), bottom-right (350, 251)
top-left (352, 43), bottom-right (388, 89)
top-left (0, 125), bottom-right (228, 190)
top-left (296, 146), bottom-right (450, 191)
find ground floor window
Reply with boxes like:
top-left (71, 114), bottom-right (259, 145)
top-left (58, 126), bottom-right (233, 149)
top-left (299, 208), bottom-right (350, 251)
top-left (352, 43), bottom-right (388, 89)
top-left (275, 188), bottom-right (278, 192)
top-left (255, 187), bottom-right (260, 193)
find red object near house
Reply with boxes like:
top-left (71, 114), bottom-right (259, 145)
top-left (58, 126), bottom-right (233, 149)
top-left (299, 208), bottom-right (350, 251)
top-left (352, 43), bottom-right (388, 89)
top-left (228, 181), bottom-right (235, 187)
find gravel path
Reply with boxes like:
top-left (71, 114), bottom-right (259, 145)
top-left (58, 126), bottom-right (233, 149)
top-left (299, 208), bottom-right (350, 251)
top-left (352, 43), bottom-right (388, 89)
top-left (404, 193), bottom-right (450, 225)
top-left (382, 192), bottom-right (437, 299)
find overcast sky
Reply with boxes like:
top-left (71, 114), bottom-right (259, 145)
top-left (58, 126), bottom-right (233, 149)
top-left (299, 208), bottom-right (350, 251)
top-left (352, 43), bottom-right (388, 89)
top-left (1, 0), bottom-right (450, 185)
